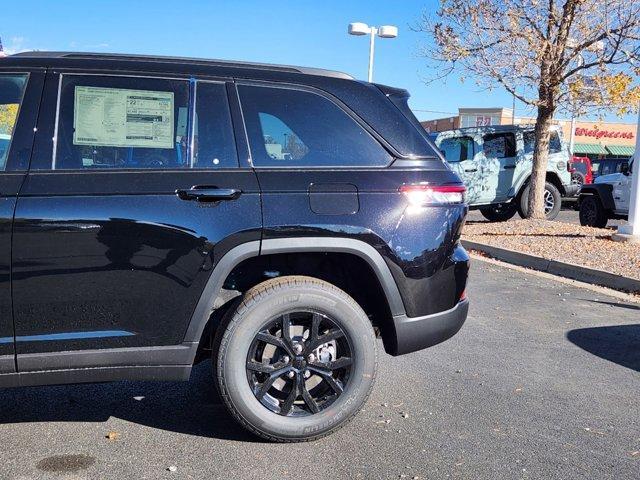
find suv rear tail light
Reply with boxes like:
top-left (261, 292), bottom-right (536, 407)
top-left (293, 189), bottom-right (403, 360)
top-left (400, 184), bottom-right (466, 207)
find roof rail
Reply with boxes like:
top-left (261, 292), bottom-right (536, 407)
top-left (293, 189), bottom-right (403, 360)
top-left (9, 51), bottom-right (354, 80)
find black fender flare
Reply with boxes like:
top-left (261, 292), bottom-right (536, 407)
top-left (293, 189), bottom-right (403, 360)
top-left (182, 237), bottom-right (407, 360)
top-left (579, 184), bottom-right (616, 211)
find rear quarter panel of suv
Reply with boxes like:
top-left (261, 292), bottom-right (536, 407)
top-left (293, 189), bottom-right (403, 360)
top-left (241, 78), bottom-right (469, 319)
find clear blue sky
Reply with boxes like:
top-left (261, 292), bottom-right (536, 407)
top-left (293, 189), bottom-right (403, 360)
top-left (2, 0), bottom-right (636, 123)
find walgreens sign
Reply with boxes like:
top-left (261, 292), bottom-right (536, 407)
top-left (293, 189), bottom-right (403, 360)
top-left (575, 127), bottom-right (634, 140)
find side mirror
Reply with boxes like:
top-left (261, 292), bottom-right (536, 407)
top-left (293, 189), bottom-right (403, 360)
top-left (620, 162), bottom-right (630, 175)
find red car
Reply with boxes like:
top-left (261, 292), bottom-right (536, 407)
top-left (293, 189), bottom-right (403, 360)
top-left (569, 156), bottom-right (593, 187)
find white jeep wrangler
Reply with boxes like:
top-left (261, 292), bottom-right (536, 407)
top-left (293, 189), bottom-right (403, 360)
top-left (432, 125), bottom-right (579, 222)
top-left (578, 157), bottom-right (632, 228)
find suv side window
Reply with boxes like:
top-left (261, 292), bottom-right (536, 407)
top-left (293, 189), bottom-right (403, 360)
top-left (438, 136), bottom-right (474, 163)
top-left (193, 82), bottom-right (238, 168)
top-left (238, 84), bottom-right (391, 168)
top-left (53, 75), bottom-right (190, 170)
top-left (0, 74), bottom-right (28, 170)
top-left (482, 132), bottom-right (516, 158)
top-left (549, 132), bottom-right (562, 154)
top-left (523, 131), bottom-right (562, 155)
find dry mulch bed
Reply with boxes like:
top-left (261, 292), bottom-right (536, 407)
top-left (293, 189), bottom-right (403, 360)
top-left (463, 219), bottom-right (640, 281)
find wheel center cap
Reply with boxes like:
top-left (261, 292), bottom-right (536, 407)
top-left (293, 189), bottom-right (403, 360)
top-left (293, 357), bottom-right (306, 370)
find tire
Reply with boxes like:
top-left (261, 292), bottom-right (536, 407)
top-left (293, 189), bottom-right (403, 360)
top-left (579, 196), bottom-right (608, 228)
top-left (518, 181), bottom-right (562, 220)
top-left (479, 203), bottom-right (518, 222)
top-left (571, 171), bottom-right (586, 188)
top-left (215, 275), bottom-right (377, 442)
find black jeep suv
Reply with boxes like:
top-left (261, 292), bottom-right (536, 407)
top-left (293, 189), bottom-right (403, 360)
top-left (0, 52), bottom-right (469, 442)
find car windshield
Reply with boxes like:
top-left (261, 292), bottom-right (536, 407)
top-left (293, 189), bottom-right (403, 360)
top-left (572, 162), bottom-right (587, 175)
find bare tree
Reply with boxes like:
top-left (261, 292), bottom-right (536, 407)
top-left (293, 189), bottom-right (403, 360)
top-left (417, 0), bottom-right (640, 218)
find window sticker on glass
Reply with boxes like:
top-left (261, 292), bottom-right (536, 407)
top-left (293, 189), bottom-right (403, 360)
top-left (73, 86), bottom-right (174, 149)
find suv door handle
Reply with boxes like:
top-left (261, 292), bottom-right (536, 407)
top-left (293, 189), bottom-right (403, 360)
top-left (464, 168), bottom-right (478, 173)
top-left (176, 186), bottom-right (242, 202)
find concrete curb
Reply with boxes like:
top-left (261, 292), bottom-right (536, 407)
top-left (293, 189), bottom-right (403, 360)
top-left (461, 239), bottom-right (640, 294)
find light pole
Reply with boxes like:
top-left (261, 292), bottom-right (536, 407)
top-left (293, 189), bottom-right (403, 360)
top-left (348, 22), bottom-right (398, 82)
top-left (614, 104), bottom-right (640, 242)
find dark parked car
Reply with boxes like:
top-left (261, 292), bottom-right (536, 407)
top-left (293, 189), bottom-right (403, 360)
top-left (0, 52), bottom-right (469, 442)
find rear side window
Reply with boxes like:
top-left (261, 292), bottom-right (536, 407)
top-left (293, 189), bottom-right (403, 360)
top-left (483, 133), bottom-right (516, 158)
top-left (53, 75), bottom-right (190, 170)
top-left (438, 136), bottom-right (474, 163)
top-left (523, 131), bottom-right (563, 155)
top-left (0, 74), bottom-right (28, 170)
top-left (238, 84), bottom-right (391, 168)
top-left (193, 82), bottom-right (237, 168)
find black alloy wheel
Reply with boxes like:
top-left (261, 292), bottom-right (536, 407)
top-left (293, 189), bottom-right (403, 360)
top-left (571, 171), bottom-right (586, 187)
top-left (246, 311), bottom-right (352, 417)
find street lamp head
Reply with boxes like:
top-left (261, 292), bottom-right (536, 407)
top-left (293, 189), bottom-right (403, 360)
top-left (348, 22), bottom-right (370, 36)
top-left (377, 25), bottom-right (398, 39)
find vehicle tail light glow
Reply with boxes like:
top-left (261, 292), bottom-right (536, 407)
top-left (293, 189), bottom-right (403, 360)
top-left (400, 184), bottom-right (466, 207)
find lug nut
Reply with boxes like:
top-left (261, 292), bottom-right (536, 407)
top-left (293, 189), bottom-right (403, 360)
top-left (304, 370), bottom-right (311, 379)
top-left (307, 353), bottom-right (316, 363)
top-left (287, 371), bottom-right (295, 379)
top-left (282, 356), bottom-right (290, 364)
top-left (293, 344), bottom-right (303, 355)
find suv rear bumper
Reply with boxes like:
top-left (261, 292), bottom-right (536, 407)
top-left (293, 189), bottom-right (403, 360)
top-left (389, 298), bottom-right (469, 356)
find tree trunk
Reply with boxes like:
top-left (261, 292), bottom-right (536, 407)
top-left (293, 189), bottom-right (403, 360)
top-left (527, 104), bottom-right (555, 219)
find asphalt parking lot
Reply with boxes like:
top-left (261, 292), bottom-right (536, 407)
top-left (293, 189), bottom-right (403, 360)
top-left (0, 260), bottom-right (637, 480)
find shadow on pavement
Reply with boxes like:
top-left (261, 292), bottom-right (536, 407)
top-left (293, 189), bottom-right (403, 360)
top-left (567, 324), bottom-right (640, 372)
top-left (0, 362), bottom-right (259, 442)
top-left (584, 300), bottom-right (640, 311)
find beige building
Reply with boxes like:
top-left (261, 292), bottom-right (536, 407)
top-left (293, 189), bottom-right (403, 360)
top-left (421, 107), bottom-right (637, 159)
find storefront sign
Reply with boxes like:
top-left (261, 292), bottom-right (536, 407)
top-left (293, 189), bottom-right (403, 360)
top-left (475, 115), bottom-right (492, 127)
top-left (574, 127), bottom-right (634, 140)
